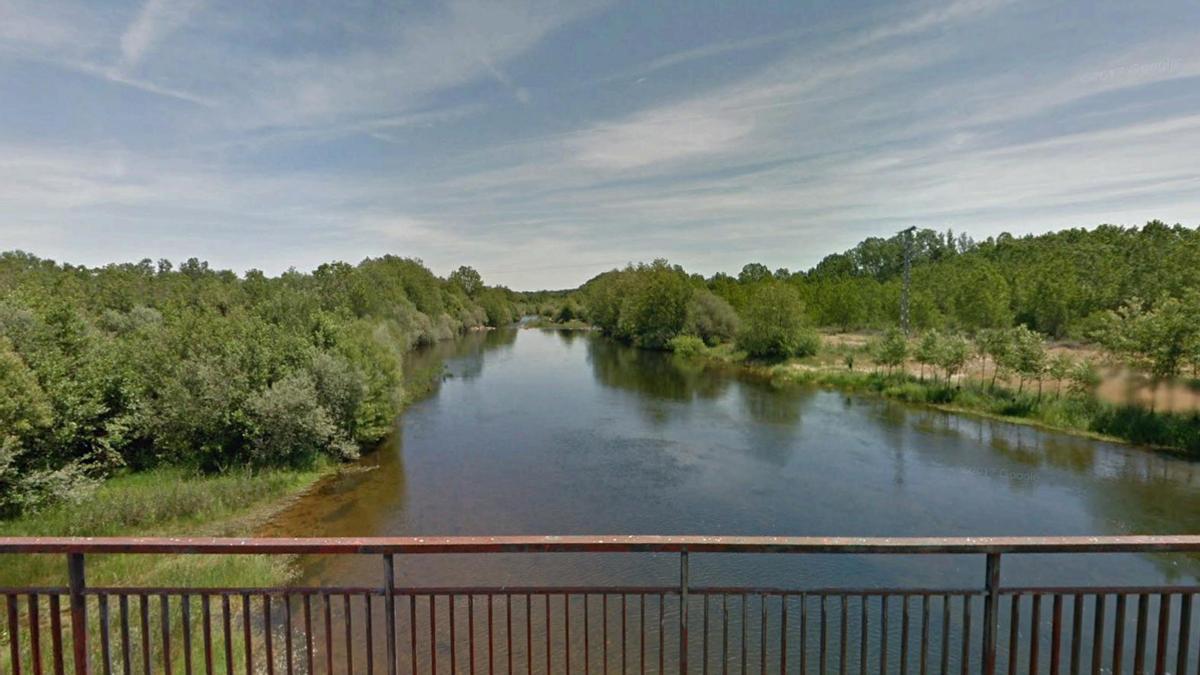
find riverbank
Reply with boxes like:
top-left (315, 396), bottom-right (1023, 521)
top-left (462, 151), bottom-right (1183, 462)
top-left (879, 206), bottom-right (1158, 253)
top-left (0, 464), bottom-right (332, 588)
top-left (681, 344), bottom-right (1200, 456)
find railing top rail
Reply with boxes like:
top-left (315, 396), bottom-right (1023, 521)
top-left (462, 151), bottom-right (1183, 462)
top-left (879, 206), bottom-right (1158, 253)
top-left (2, 535), bottom-right (1200, 555)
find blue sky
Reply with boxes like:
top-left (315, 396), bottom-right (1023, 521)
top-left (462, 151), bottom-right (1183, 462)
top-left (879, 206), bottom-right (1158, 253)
top-left (1, 0), bottom-right (1197, 289)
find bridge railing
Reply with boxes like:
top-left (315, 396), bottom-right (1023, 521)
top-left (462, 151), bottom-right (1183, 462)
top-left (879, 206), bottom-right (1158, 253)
top-left (2, 535), bottom-right (1199, 674)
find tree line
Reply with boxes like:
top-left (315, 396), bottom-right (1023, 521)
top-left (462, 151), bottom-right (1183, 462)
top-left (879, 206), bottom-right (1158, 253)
top-left (0, 252), bottom-right (517, 516)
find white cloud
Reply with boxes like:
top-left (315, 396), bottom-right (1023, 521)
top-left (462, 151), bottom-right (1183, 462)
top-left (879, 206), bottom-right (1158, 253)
top-left (120, 0), bottom-right (203, 67)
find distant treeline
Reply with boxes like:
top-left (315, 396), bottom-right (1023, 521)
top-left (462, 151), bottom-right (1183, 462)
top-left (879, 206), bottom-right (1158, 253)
top-left (0, 253), bottom-right (518, 516)
top-left (541, 221), bottom-right (1200, 354)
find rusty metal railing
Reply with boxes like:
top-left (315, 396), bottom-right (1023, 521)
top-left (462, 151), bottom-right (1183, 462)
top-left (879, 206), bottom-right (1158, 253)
top-left (2, 535), bottom-right (1200, 674)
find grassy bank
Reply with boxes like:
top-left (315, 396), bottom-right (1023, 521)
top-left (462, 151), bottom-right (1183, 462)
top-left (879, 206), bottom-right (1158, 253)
top-left (0, 464), bottom-right (330, 588)
top-left (675, 342), bottom-right (1200, 455)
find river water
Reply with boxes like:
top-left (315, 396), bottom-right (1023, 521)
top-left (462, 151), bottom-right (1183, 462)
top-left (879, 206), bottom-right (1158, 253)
top-left (264, 327), bottom-right (1200, 593)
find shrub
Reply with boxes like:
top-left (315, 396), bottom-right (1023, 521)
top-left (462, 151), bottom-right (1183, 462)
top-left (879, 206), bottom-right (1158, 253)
top-left (736, 282), bottom-right (819, 358)
top-left (685, 290), bottom-right (739, 346)
top-left (667, 335), bottom-right (707, 358)
top-left (246, 373), bottom-right (357, 468)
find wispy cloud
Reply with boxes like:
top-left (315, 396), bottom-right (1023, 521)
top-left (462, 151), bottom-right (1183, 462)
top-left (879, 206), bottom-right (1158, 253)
top-left (119, 0), bottom-right (203, 68)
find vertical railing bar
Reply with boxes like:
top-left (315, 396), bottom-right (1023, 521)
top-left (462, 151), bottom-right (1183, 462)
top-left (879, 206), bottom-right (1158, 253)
top-left (1009, 595), bottom-right (1021, 675)
top-left (883, 595), bottom-right (891, 675)
top-left (241, 594), bottom-right (252, 675)
top-left (700, 595), bottom-right (706, 675)
top-left (739, 595), bottom-right (746, 675)
top-left (323, 595), bottom-right (333, 675)
top-left (384, 572), bottom-right (399, 675)
top-left (546, 595), bottom-right (552, 675)
top-left (566, 595), bottom-right (572, 675)
top-left (527, 595), bottom-right (533, 675)
top-left (221, 595), bottom-right (233, 675)
top-left (585, 594), bottom-right (591, 675)
top-left (818, 596), bottom-right (828, 675)
top-left (1111, 596), bottom-right (1125, 675)
top-left (959, 595), bottom-right (970, 675)
top-left (96, 594), bottom-right (111, 675)
top-left (623, 595), bottom-right (628, 675)
top-left (1132, 594), bottom-right (1148, 675)
top-left (410, 595), bottom-right (418, 675)
top-left (508, 594), bottom-right (514, 675)
top-left (607, 594), bottom-right (613, 675)
top-left (28, 594), bottom-right (43, 675)
top-left (939, 595), bottom-right (949, 675)
top-left (862, 596), bottom-right (869, 675)
top-left (1175, 594), bottom-right (1191, 675)
top-left (488, 594), bottom-right (495, 675)
top-left (780, 595), bottom-right (788, 675)
top-left (1030, 595), bottom-right (1042, 675)
top-left (451, 595), bottom-right (458, 675)
top-left (1153, 594), bottom-right (1170, 675)
top-left (343, 595), bottom-right (353, 675)
top-left (920, 594), bottom-right (929, 675)
top-left (782, 595), bottom-right (790, 675)
top-left (802, 594), bottom-right (810, 675)
top-left (161, 594), bottom-right (173, 675)
top-left (8, 594), bottom-right (23, 675)
top-left (365, 593), bottom-right (374, 675)
top-left (983, 553), bottom-right (1002, 675)
top-left (760, 596), bottom-right (767, 675)
top-left (1069, 595), bottom-right (1083, 675)
top-left (681, 552), bottom-right (689, 675)
top-left (183, 594), bottom-right (195, 675)
top-left (142, 594), bottom-right (153, 675)
top-left (202, 595), bottom-right (215, 675)
top-left (642, 594), bottom-right (648, 675)
top-left (1091, 595), bottom-right (1106, 675)
top-left (1049, 595), bottom-right (1062, 675)
top-left (304, 594), bottom-right (315, 675)
top-left (265, 595), bottom-right (276, 675)
top-left (840, 595), bottom-right (849, 675)
top-left (51, 594), bottom-right (65, 675)
top-left (720, 595), bottom-right (727, 675)
top-left (67, 554), bottom-right (87, 675)
top-left (902, 595), bottom-right (911, 675)
top-left (282, 594), bottom-right (292, 675)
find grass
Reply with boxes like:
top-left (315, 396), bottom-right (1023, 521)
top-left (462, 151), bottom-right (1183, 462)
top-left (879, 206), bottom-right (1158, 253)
top-left (669, 339), bottom-right (1200, 455)
top-left (0, 465), bottom-right (332, 674)
top-left (0, 464), bottom-right (330, 588)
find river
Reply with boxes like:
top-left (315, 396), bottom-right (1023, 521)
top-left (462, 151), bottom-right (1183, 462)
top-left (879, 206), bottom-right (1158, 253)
top-left (264, 327), bottom-right (1200, 593)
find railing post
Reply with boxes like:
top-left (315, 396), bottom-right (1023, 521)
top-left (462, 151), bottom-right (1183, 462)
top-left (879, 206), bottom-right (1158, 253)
top-left (384, 554), bottom-right (398, 675)
top-left (67, 552), bottom-right (88, 675)
top-left (983, 553), bottom-right (1002, 675)
top-left (680, 550), bottom-right (689, 675)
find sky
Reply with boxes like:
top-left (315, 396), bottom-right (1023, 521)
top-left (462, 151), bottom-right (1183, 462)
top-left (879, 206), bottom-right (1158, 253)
top-left (1, 1), bottom-right (1198, 290)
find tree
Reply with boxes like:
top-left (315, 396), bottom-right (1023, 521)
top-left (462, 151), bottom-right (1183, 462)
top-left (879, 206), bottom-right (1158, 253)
top-left (1047, 353), bottom-right (1074, 398)
top-left (936, 334), bottom-right (971, 386)
top-left (738, 263), bottom-right (772, 284)
top-left (976, 328), bottom-right (1012, 389)
top-left (685, 289), bottom-right (739, 346)
top-left (1007, 326), bottom-right (1047, 395)
top-left (915, 331), bottom-right (941, 382)
top-left (449, 266), bottom-right (484, 298)
top-left (874, 328), bottom-right (908, 374)
top-left (736, 282), bottom-right (819, 358)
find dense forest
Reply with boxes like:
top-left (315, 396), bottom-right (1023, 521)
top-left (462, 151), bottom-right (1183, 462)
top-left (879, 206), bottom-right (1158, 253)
top-left (0, 253), bottom-right (517, 516)
top-left (575, 221), bottom-right (1200, 341)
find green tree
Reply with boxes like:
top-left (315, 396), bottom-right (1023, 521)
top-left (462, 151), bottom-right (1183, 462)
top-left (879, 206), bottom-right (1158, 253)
top-left (685, 289), bottom-right (739, 346)
top-left (449, 266), bottom-right (484, 298)
top-left (736, 282), bottom-right (819, 358)
top-left (915, 331), bottom-right (941, 382)
top-left (874, 328), bottom-right (908, 374)
top-left (936, 334), bottom-right (971, 386)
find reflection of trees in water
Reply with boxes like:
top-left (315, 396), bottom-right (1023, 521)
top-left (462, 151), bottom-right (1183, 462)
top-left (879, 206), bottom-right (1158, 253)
top-left (585, 337), bottom-right (731, 402)
top-left (405, 328), bottom-right (519, 391)
top-left (899, 410), bottom-right (1200, 579)
top-left (735, 384), bottom-right (813, 467)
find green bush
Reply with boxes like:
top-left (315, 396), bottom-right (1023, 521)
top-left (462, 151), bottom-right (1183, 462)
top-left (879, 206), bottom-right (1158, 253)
top-left (736, 282), bottom-right (819, 358)
top-left (667, 335), bottom-right (707, 357)
top-left (685, 289), bottom-right (739, 346)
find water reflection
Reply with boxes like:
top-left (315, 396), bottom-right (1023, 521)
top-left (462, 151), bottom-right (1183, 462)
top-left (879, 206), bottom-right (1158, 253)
top-left (263, 329), bottom-right (1200, 591)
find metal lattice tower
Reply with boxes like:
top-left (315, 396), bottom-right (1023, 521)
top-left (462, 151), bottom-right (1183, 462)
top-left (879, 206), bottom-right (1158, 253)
top-left (900, 226), bottom-right (916, 335)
